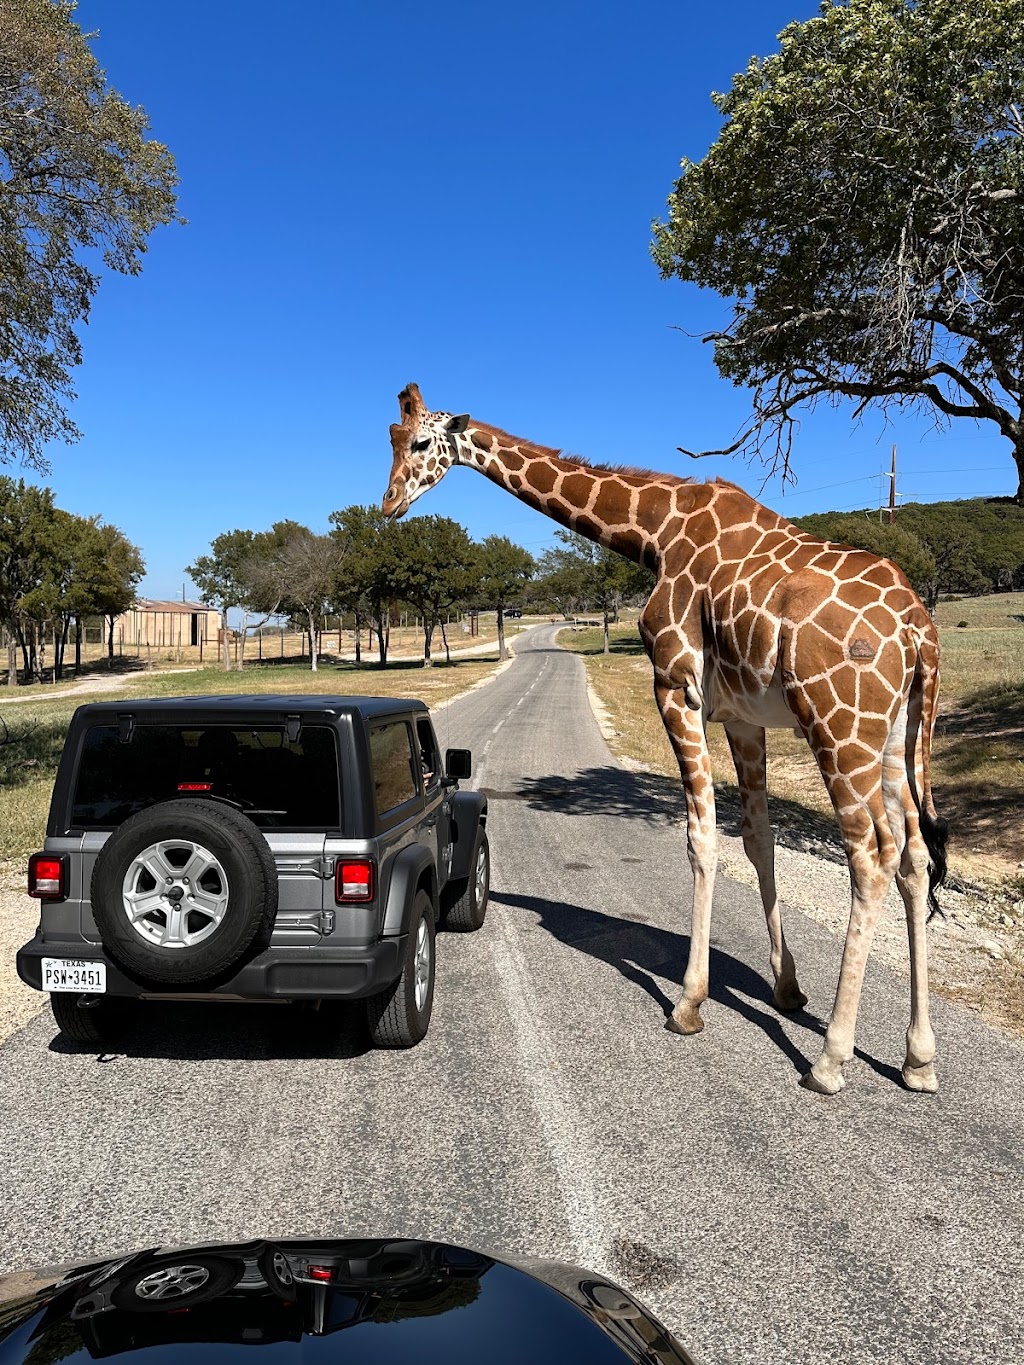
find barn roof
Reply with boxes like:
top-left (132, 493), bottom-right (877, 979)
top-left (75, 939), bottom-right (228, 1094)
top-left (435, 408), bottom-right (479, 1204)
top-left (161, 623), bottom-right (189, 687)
top-left (131, 599), bottom-right (215, 614)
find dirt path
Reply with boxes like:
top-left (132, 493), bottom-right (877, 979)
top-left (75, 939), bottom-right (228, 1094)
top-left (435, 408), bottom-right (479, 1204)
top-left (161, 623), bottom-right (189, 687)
top-left (0, 667), bottom-right (201, 706)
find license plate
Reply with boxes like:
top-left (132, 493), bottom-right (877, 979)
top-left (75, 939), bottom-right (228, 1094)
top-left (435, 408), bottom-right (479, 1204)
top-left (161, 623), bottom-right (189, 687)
top-left (42, 958), bottom-right (107, 993)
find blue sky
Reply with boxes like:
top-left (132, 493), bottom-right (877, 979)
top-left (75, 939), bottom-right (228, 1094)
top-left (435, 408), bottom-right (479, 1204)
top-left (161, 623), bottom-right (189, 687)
top-left (26, 0), bottom-right (1014, 598)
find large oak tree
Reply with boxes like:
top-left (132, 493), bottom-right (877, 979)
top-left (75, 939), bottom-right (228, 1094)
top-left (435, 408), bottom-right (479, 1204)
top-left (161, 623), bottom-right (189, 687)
top-left (652, 0), bottom-right (1024, 500)
top-left (1, 0), bottom-right (180, 468)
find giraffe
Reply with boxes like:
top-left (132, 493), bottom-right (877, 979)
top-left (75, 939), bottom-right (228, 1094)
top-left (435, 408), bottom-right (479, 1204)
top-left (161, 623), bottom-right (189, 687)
top-left (382, 383), bottom-right (948, 1095)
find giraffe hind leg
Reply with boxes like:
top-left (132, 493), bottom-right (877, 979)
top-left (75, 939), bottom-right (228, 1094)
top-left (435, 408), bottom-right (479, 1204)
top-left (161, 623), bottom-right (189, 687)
top-left (724, 721), bottom-right (806, 1013)
top-left (801, 746), bottom-right (901, 1096)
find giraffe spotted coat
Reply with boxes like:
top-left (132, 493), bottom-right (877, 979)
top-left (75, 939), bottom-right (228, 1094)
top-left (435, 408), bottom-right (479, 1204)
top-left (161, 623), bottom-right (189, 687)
top-left (383, 384), bottom-right (948, 1095)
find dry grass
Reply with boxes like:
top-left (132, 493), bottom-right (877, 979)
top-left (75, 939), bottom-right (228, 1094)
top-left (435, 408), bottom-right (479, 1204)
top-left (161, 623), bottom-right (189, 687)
top-left (565, 591), bottom-right (1024, 892)
top-left (0, 654), bottom-right (503, 870)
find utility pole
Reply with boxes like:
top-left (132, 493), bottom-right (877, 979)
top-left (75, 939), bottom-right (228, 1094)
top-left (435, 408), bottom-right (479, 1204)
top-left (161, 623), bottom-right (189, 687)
top-left (887, 445), bottom-right (897, 524)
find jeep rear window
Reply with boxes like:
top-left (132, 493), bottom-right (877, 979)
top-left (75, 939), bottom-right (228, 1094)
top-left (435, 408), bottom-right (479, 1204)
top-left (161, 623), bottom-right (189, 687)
top-left (71, 724), bottom-right (340, 830)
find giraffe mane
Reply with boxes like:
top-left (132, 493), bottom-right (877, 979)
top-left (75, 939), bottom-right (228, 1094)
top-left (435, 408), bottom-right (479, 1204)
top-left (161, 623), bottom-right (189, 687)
top-left (469, 422), bottom-right (685, 483)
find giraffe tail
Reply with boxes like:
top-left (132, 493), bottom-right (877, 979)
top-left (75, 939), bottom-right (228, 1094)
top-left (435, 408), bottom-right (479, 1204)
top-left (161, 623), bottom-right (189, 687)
top-left (912, 626), bottom-right (948, 919)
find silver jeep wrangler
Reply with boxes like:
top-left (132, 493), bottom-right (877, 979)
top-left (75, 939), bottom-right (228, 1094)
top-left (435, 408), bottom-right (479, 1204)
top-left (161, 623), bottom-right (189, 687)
top-left (17, 695), bottom-right (489, 1049)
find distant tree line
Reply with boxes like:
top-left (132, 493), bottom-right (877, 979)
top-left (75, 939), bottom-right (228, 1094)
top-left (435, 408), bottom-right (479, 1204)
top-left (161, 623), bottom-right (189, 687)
top-left (793, 497), bottom-right (1024, 609)
top-left (187, 507), bottom-right (655, 671)
top-left (0, 476), bottom-right (144, 685)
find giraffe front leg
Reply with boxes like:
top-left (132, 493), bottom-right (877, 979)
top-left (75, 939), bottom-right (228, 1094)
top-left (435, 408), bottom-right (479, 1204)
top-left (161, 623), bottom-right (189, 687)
top-left (724, 721), bottom-right (807, 1014)
top-left (655, 682), bottom-right (718, 1037)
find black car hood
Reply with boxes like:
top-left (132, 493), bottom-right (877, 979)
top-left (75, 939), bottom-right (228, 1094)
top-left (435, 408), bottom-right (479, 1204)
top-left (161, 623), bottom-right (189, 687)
top-left (0, 1237), bottom-right (696, 1364)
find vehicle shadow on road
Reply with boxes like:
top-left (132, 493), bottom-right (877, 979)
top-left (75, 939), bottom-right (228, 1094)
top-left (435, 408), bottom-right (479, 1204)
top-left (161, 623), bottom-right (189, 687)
top-left (491, 890), bottom-right (903, 1087)
top-left (46, 1000), bottom-right (374, 1062)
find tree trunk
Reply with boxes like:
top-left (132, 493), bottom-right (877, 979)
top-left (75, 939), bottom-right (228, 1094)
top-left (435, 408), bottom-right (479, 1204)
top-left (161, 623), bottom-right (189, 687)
top-left (354, 608), bottom-right (362, 665)
top-left (237, 611), bottom-right (249, 667)
top-left (308, 613), bottom-right (318, 671)
top-left (74, 615), bottom-right (82, 674)
top-left (107, 615), bottom-right (116, 666)
top-left (1014, 442), bottom-right (1024, 505)
top-left (7, 637), bottom-right (18, 687)
top-left (423, 618), bottom-right (433, 667)
top-left (603, 608), bottom-right (610, 655)
top-left (496, 605), bottom-right (507, 661)
top-left (221, 608), bottom-right (231, 672)
top-left (440, 618), bottom-right (450, 664)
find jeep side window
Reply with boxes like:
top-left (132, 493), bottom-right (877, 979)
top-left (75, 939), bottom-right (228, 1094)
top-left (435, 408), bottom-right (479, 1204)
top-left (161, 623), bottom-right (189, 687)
top-left (369, 721), bottom-right (419, 816)
top-left (415, 717), bottom-right (440, 789)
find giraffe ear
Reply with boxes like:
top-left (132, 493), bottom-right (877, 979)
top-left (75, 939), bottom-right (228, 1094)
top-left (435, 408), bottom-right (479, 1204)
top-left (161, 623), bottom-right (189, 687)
top-left (447, 414), bottom-right (470, 435)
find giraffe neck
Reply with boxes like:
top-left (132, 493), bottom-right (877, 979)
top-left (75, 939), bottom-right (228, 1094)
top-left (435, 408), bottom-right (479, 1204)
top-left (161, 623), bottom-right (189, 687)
top-left (451, 421), bottom-right (695, 565)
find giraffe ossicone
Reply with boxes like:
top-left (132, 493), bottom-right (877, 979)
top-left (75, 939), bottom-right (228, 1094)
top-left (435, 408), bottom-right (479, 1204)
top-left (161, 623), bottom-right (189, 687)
top-left (383, 383), bottom-right (948, 1096)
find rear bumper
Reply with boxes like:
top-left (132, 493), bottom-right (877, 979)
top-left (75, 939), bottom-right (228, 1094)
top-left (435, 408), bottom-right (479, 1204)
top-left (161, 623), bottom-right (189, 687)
top-left (15, 935), bottom-right (405, 1001)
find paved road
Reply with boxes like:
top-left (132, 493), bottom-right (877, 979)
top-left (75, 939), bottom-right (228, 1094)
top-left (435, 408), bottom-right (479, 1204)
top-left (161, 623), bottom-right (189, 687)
top-left (1, 625), bottom-right (1021, 1364)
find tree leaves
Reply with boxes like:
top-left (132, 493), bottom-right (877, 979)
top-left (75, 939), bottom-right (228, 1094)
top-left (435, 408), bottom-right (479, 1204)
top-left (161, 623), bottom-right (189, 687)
top-left (0, 0), bottom-right (180, 467)
top-left (653, 0), bottom-right (1024, 498)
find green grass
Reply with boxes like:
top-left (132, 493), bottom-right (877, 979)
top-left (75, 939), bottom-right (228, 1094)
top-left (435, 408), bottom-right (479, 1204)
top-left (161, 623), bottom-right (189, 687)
top-left (0, 655), bottom-right (502, 871)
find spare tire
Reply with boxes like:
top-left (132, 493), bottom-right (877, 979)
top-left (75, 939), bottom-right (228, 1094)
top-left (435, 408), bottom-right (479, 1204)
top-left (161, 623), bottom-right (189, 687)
top-left (90, 798), bottom-right (278, 987)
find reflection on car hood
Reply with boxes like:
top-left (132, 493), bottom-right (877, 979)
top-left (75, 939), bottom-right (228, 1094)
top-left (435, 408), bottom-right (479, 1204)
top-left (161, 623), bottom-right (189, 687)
top-left (0, 1236), bottom-right (697, 1363)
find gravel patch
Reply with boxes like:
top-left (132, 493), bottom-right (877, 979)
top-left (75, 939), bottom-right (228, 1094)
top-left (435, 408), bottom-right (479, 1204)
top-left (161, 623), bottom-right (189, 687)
top-left (0, 872), bottom-right (45, 1045)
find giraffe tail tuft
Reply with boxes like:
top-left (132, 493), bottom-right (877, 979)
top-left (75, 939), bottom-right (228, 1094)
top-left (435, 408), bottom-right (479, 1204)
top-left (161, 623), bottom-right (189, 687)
top-left (921, 807), bottom-right (949, 921)
top-left (912, 622), bottom-right (948, 921)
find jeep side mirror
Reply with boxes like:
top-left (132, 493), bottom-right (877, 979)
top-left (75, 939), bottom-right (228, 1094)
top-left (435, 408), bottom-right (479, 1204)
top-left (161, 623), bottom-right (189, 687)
top-left (445, 748), bottom-right (472, 782)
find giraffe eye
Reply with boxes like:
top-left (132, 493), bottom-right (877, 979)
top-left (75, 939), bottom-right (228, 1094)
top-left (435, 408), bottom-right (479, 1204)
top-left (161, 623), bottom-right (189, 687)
top-left (412, 437), bottom-right (431, 453)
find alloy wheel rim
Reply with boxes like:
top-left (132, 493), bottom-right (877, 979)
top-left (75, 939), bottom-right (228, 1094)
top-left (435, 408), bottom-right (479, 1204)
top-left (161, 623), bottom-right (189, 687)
top-left (475, 843), bottom-right (488, 907)
top-left (121, 839), bottom-right (229, 949)
top-left (413, 918), bottom-right (431, 1012)
top-left (271, 1251), bottom-right (293, 1285)
top-left (133, 1264), bottom-right (211, 1301)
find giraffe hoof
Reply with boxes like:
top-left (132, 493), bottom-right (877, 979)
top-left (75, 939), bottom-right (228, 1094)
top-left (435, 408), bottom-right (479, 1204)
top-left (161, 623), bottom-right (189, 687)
top-left (665, 1006), bottom-right (704, 1036)
top-left (799, 1065), bottom-right (846, 1096)
top-left (902, 1061), bottom-right (938, 1094)
top-left (773, 983), bottom-right (808, 1013)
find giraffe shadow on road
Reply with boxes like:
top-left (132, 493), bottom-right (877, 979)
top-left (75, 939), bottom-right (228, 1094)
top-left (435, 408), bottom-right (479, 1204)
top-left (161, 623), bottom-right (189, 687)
top-left (490, 890), bottom-right (903, 1087)
top-left (486, 765), bottom-right (848, 866)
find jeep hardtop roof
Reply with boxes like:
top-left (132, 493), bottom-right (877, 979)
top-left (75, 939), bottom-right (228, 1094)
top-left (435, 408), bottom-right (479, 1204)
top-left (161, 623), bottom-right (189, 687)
top-left (70, 695), bottom-right (430, 721)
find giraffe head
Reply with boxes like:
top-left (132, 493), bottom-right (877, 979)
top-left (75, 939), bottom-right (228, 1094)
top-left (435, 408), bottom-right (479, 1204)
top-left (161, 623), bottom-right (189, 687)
top-left (382, 383), bottom-right (470, 518)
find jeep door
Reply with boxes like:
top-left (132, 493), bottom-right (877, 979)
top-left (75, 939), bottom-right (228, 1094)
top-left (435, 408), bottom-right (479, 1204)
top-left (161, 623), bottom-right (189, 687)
top-left (368, 718), bottom-right (437, 913)
top-left (414, 715), bottom-right (452, 888)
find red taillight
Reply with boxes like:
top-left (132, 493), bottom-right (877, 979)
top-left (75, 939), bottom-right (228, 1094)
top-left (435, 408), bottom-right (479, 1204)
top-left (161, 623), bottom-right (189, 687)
top-left (335, 860), bottom-right (374, 903)
top-left (307, 1265), bottom-right (333, 1282)
top-left (28, 853), bottom-right (66, 900)
top-left (177, 782), bottom-right (212, 792)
